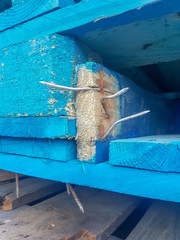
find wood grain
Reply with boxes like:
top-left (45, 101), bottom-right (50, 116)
top-left (0, 186), bottom-right (140, 239)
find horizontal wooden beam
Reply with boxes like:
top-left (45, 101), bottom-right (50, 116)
top-left (0, 177), bottom-right (65, 210)
top-left (0, 0), bottom-right (156, 49)
top-left (0, 137), bottom-right (77, 162)
top-left (0, 153), bottom-right (179, 202)
top-left (1, 0), bottom-right (77, 32)
top-left (0, 0), bottom-right (180, 68)
top-left (109, 135), bottom-right (180, 173)
top-left (0, 117), bottom-right (76, 138)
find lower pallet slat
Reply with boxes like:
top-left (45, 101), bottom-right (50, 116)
top-left (0, 153), bottom-right (180, 202)
top-left (127, 201), bottom-right (180, 240)
top-left (0, 177), bottom-right (65, 210)
top-left (0, 186), bottom-right (140, 240)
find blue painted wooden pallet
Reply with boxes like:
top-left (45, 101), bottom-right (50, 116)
top-left (0, 153), bottom-right (179, 203)
top-left (0, 0), bottom-right (180, 70)
top-left (109, 135), bottom-right (180, 173)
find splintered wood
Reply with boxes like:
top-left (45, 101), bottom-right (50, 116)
top-left (76, 66), bottom-right (120, 161)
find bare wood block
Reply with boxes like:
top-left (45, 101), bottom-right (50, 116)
top-left (0, 177), bottom-right (65, 210)
top-left (0, 186), bottom-right (140, 240)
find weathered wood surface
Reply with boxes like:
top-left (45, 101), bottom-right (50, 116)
top-left (0, 177), bottom-right (65, 210)
top-left (127, 201), bottom-right (180, 240)
top-left (0, 117), bottom-right (76, 138)
top-left (0, 154), bottom-right (180, 202)
top-left (109, 135), bottom-right (180, 173)
top-left (76, 62), bottom-right (173, 163)
top-left (0, 137), bottom-right (77, 162)
top-left (0, 34), bottom-right (93, 118)
top-left (0, 186), bottom-right (140, 240)
top-left (0, 170), bottom-right (23, 182)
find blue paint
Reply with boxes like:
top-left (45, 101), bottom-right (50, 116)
top-left (0, 34), bottom-right (100, 118)
top-left (0, 136), bottom-right (77, 161)
top-left (174, 100), bottom-right (180, 133)
top-left (0, 117), bottom-right (76, 138)
top-left (1, 0), bottom-right (60, 31)
top-left (0, 0), bottom-right (11, 13)
top-left (0, 153), bottom-right (179, 202)
top-left (0, 0), bottom-right (156, 50)
top-left (109, 135), bottom-right (180, 172)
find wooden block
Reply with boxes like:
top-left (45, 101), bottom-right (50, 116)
top-left (0, 137), bottom-right (77, 162)
top-left (75, 62), bottom-right (172, 163)
top-left (109, 135), bottom-right (180, 173)
top-left (0, 177), bottom-right (65, 210)
top-left (0, 186), bottom-right (140, 239)
top-left (127, 201), bottom-right (180, 240)
top-left (0, 153), bottom-right (180, 202)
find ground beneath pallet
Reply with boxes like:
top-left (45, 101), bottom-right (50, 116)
top-left (0, 175), bottom-right (179, 240)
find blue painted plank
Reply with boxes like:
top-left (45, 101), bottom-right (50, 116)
top-left (109, 135), bottom-right (180, 173)
top-left (63, 0), bottom-right (180, 68)
top-left (1, 0), bottom-right (60, 31)
top-left (0, 0), bottom-right (180, 69)
top-left (0, 137), bottom-right (77, 161)
top-left (0, 0), bottom-right (156, 49)
top-left (12, 0), bottom-right (75, 7)
top-left (0, 153), bottom-right (179, 202)
top-left (75, 62), bottom-right (173, 163)
top-left (1, 0), bottom-right (76, 32)
top-left (0, 33), bottom-right (100, 118)
top-left (0, 117), bottom-right (76, 138)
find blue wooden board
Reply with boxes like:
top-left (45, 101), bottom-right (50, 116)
top-left (1, 0), bottom-right (76, 32)
top-left (0, 33), bottom-right (98, 118)
top-left (0, 0), bottom-right (180, 69)
top-left (63, 0), bottom-right (180, 69)
top-left (0, 117), bottom-right (76, 138)
top-left (0, 153), bottom-right (179, 203)
top-left (0, 0), bottom-right (156, 50)
top-left (0, 137), bottom-right (77, 161)
top-left (109, 135), bottom-right (180, 173)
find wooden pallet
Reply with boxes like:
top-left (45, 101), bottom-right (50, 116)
top-left (0, 176), bottom-right (179, 240)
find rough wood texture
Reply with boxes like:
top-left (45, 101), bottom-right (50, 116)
top-left (76, 62), bottom-right (173, 163)
top-left (76, 63), bottom-right (120, 162)
top-left (0, 137), bottom-right (77, 162)
top-left (0, 177), bottom-right (65, 210)
top-left (0, 34), bottom-right (99, 118)
top-left (109, 135), bottom-right (180, 173)
top-left (0, 154), bottom-right (180, 202)
top-left (0, 186), bottom-right (140, 239)
top-left (127, 201), bottom-right (180, 240)
top-left (0, 170), bottom-right (23, 182)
